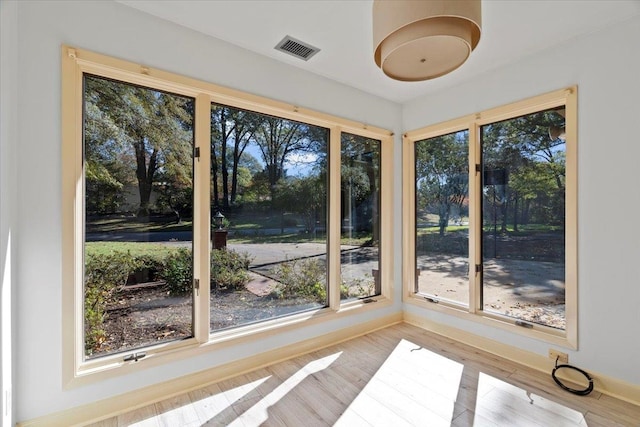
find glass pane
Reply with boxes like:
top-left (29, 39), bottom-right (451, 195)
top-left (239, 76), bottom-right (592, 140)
top-left (83, 75), bottom-right (195, 359)
top-left (481, 107), bottom-right (566, 330)
top-left (414, 130), bottom-right (469, 306)
top-left (210, 104), bottom-right (329, 333)
top-left (340, 133), bottom-right (381, 301)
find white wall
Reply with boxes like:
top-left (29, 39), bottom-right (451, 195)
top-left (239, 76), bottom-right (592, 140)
top-left (404, 14), bottom-right (640, 387)
top-left (1, 0), bottom-right (19, 425)
top-left (13, 0), bottom-right (402, 421)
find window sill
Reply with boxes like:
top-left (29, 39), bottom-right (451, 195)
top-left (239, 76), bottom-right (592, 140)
top-left (66, 296), bottom-right (393, 389)
top-left (404, 294), bottom-right (576, 350)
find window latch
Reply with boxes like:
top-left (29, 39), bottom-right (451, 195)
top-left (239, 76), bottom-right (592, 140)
top-left (194, 278), bottom-right (200, 296)
top-left (425, 297), bottom-right (439, 304)
top-left (194, 146), bottom-right (200, 159)
top-left (123, 352), bottom-right (146, 362)
top-left (515, 320), bottom-right (533, 329)
top-left (475, 264), bottom-right (483, 274)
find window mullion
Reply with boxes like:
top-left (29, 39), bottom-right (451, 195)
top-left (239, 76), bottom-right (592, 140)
top-left (468, 122), bottom-right (481, 314)
top-left (193, 93), bottom-right (211, 342)
top-left (328, 127), bottom-right (341, 310)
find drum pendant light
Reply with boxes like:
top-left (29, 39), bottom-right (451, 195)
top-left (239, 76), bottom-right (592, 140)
top-left (373, 0), bottom-right (482, 81)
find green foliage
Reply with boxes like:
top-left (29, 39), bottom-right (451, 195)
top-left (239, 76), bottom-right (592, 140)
top-left (85, 159), bottom-right (126, 214)
top-left (84, 252), bottom-right (141, 354)
top-left (416, 131), bottom-right (469, 236)
top-left (210, 248), bottom-right (252, 290)
top-left (271, 259), bottom-right (326, 303)
top-left (161, 248), bottom-right (193, 295)
top-left (274, 176), bottom-right (326, 234)
top-left (84, 75), bottom-right (194, 217)
top-left (481, 109), bottom-right (566, 230)
top-left (83, 245), bottom-right (254, 354)
top-left (342, 276), bottom-right (375, 299)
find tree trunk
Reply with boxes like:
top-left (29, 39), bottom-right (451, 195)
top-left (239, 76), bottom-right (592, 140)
top-left (230, 142), bottom-right (243, 205)
top-left (500, 198), bottom-right (509, 233)
top-left (438, 203), bottom-right (449, 236)
top-left (221, 141), bottom-right (229, 209)
top-left (135, 139), bottom-right (157, 217)
top-left (513, 193), bottom-right (519, 232)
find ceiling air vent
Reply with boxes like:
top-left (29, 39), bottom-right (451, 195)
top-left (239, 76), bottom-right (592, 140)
top-left (274, 36), bottom-right (320, 61)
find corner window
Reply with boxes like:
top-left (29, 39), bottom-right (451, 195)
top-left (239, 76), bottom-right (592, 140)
top-left (404, 88), bottom-right (577, 347)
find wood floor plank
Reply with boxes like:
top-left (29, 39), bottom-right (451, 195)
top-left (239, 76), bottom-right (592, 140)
top-left (583, 411), bottom-right (630, 427)
top-left (479, 371), bottom-right (587, 425)
top-left (226, 395), bottom-right (284, 427)
top-left (595, 393), bottom-right (640, 425)
top-left (267, 363), bottom-right (346, 424)
top-left (478, 386), bottom-right (578, 427)
top-left (116, 403), bottom-right (159, 427)
top-left (83, 417), bottom-right (118, 427)
top-left (189, 383), bottom-right (239, 426)
top-left (333, 407), bottom-right (373, 427)
top-left (451, 409), bottom-right (499, 427)
top-left (154, 393), bottom-right (200, 427)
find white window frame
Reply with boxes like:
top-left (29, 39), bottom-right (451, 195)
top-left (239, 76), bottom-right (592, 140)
top-left (403, 87), bottom-right (577, 349)
top-left (61, 46), bottom-right (394, 387)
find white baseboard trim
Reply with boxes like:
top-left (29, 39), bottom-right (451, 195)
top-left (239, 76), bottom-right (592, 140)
top-left (403, 311), bottom-right (640, 406)
top-left (18, 313), bottom-right (403, 427)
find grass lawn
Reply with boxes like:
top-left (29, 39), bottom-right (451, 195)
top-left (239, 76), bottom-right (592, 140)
top-left (85, 241), bottom-right (181, 258)
top-left (86, 216), bottom-right (192, 233)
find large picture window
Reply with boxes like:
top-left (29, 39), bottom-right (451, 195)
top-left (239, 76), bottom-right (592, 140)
top-left (209, 104), bottom-right (330, 332)
top-left (83, 75), bottom-right (196, 358)
top-left (404, 88), bottom-right (577, 347)
top-left (62, 46), bottom-right (393, 384)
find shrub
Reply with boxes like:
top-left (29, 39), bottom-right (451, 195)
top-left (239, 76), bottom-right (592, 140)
top-left (84, 251), bottom-right (140, 354)
top-left (342, 275), bottom-right (375, 298)
top-left (161, 248), bottom-right (193, 295)
top-left (211, 248), bottom-right (252, 290)
top-left (129, 253), bottom-right (165, 284)
top-left (271, 259), bottom-right (326, 303)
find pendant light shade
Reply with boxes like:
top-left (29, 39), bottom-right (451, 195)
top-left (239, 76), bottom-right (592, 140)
top-left (373, 0), bottom-right (482, 82)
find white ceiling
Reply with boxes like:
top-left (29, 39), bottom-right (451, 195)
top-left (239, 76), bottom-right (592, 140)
top-left (116, 0), bottom-right (640, 104)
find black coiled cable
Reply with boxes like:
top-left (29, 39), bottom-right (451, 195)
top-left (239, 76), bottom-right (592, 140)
top-left (551, 356), bottom-right (594, 396)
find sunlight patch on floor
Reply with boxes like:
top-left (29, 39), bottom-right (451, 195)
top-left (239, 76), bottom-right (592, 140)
top-left (335, 338), bottom-right (464, 426)
top-left (227, 351), bottom-right (342, 426)
top-left (474, 372), bottom-right (586, 426)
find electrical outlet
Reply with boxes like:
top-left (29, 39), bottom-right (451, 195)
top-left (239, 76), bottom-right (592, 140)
top-left (549, 349), bottom-right (568, 364)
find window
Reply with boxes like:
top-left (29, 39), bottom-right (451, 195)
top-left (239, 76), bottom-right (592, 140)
top-left (209, 104), bottom-right (330, 332)
top-left (341, 133), bottom-right (381, 301)
top-left (415, 130), bottom-right (469, 307)
top-left (62, 46), bottom-right (393, 384)
top-left (83, 75), bottom-right (196, 359)
top-left (404, 88), bottom-right (577, 347)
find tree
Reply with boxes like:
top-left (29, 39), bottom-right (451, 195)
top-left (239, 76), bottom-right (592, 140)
top-left (275, 174), bottom-right (326, 236)
top-left (253, 117), bottom-right (322, 200)
top-left (211, 105), bottom-right (262, 208)
top-left (415, 132), bottom-right (469, 235)
top-left (341, 134), bottom-right (380, 238)
top-left (84, 97), bottom-right (132, 214)
top-left (481, 110), bottom-right (566, 230)
top-left (85, 76), bottom-right (194, 217)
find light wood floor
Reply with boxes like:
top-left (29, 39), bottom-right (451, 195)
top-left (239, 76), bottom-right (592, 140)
top-left (88, 323), bottom-right (640, 427)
